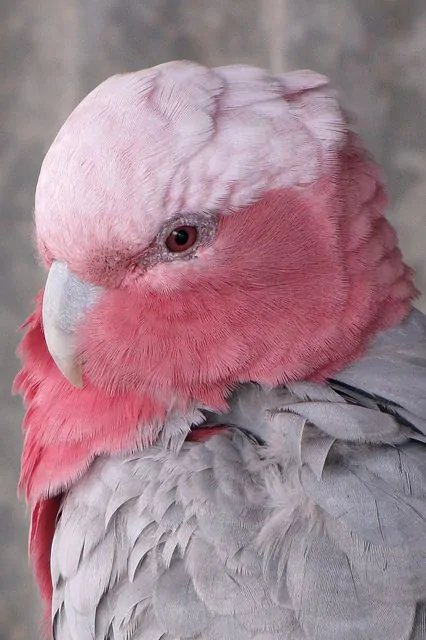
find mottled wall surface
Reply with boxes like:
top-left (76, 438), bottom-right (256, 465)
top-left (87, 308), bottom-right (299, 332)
top-left (1, 1), bottom-right (425, 637)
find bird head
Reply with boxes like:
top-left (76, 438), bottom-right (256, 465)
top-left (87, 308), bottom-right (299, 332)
top-left (16, 61), bottom-right (415, 501)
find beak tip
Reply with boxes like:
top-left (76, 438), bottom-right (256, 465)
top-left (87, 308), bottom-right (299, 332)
top-left (70, 374), bottom-right (84, 390)
top-left (56, 358), bottom-right (84, 389)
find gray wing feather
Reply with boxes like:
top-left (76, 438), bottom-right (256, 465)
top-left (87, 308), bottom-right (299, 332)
top-left (286, 527), bottom-right (416, 640)
top-left (333, 308), bottom-right (426, 431)
top-left (51, 309), bottom-right (426, 640)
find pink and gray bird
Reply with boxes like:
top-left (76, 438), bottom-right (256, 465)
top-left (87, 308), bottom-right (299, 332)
top-left (15, 61), bottom-right (426, 640)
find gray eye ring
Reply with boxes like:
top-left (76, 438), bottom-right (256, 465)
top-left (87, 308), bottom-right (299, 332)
top-left (139, 211), bottom-right (219, 269)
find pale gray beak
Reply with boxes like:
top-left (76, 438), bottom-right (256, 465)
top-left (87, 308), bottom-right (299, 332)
top-left (42, 261), bottom-right (102, 387)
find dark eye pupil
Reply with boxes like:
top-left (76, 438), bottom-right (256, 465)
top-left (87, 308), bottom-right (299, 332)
top-left (173, 229), bottom-right (189, 245)
top-left (165, 225), bottom-right (198, 253)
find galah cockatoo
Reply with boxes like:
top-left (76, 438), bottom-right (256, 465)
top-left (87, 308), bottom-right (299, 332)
top-left (15, 61), bottom-right (426, 640)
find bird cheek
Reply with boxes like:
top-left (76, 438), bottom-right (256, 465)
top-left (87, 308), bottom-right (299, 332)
top-left (121, 261), bottom-right (193, 295)
top-left (73, 293), bottom-right (143, 392)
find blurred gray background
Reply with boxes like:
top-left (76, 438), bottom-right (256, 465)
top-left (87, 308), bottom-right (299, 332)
top-left (1, 1), bottom-right (426, 637)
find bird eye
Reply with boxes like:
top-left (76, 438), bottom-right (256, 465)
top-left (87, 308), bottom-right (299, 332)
top-left (165, 226), bottom-right (198, 253)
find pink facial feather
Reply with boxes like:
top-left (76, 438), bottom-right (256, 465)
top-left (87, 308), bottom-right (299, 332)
top-left (14, 61), bottom-right (417, 621)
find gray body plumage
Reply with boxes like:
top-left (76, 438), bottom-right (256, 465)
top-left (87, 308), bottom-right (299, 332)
top-left (52, 310), bottom-right (426, 640)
